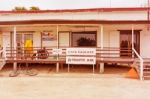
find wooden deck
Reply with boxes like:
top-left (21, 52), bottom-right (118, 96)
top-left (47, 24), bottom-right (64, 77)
top-left (97, 57), bottom-right (134, 64)
top-left (4, 47), bottom-right (138, 74)
top-left (6, 57), bottom-right (135, 64)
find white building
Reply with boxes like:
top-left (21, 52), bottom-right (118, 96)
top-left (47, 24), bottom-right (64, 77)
top-left (0, 6), bottom-right (149, 80)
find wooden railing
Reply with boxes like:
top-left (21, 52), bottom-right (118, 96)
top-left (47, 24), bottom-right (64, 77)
top-left (5, 47), bottom-right (132, 61)
top-left (132, 48), bottom-right (143, 80)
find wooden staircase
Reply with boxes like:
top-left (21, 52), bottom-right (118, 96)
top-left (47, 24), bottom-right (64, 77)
top-left (143, 62), bottom-right (150, 80)
top-left (134, 59), bottom-right (150, 80)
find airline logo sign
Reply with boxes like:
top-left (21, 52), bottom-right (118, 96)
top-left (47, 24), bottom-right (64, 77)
top-left (66, 48), bottom-right (96, 64)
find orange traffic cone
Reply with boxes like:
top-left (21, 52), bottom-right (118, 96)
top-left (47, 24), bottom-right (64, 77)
top-left (126, 67), bottom-right (139, 79)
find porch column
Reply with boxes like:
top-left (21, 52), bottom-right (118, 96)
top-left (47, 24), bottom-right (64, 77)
top-left (56, 25), bottom-right (59, 72)
top-left (57, 25), bottom-right (59, 48)
top-left (13, 26), bottom-right (17, 71)
top-left (131, 25), bottom-right (134, 58)
top-left (100, 25), bottom-right (104, 73)
top-left (100, 25), bottom-right (104, 49)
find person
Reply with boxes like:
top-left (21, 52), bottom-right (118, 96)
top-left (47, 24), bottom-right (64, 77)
top-left (24, 39), bottom-right (33, 59)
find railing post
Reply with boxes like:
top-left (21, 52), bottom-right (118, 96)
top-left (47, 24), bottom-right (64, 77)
top-left (140, 59), bottom-right (144, 80)
top-left (131, 24), bottom-right (134, 58)
top-left (56, 25), bottom-right (59, 73)
top-left (100, 25), bottom-right (104, 49)
top-left (13, 26), bottom-right (16, 60)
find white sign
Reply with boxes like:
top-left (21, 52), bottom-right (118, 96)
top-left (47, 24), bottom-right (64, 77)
top-left (66, 48), bottom-right (96, 56)
top-left (52, 48), bottom-right (62, 55)
top-left (66, 56), bottom-right (96, 64)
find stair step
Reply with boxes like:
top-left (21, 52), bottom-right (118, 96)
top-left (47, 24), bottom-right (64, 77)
top-left (144, 66), bottom-right (150, 68)
top-left (144, 68), bottom-right (150, 71)
top-left (144, 71), bottom-right (150, 73)
top-left (144, 76), bottom-right (150, 78)
top-left (144, 64), bottom-right (150, 65)
top-left (144, 77), bottom-right (150, 80)
top-left (143, 73), bottom-right (150, 76)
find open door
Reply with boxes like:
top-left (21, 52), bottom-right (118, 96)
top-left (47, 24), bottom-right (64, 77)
top-left (16, 33), bottom-right (33, 58)
top-left (120, 30), bottom-right (140, 57)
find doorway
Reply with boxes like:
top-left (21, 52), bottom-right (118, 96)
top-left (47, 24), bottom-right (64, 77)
top-left (120, 30), bottom-right (140, 57)
top-left (16, 33), bottom-right (33, 57)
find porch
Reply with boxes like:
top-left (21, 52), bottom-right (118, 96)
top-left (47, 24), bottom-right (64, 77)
top-left (0, 23), bottom-right (148, 80)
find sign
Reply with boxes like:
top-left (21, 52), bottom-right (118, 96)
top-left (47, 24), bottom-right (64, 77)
top-left (66, 48), bottom-right (96, 56)
top-left (66, 48), bottom-right (96, 64)
top-left (52, 48), bottom-right (62, 55)
top-left (66, 56), bottom-right (96, 65)
top-left (42, 32), bottom-right (57, 41)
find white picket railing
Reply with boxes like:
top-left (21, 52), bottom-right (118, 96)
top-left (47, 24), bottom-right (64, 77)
top-left (132, 48), bottom-right (143, 80)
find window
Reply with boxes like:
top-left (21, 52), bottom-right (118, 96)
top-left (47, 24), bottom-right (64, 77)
top-left (72, 31), bottom-right (96, 47)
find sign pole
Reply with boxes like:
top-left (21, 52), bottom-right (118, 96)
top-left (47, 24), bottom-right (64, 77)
top-left (56, 25), bottom-right (59, 73)
top-left (68, 64), bottom-right (70, 72)
top-left (93, 64), bottom-right (94, 74)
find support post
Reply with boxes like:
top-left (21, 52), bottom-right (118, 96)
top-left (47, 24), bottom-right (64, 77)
top-left (140, 59), bottom-right (143, 80)
top-left (93, 64), bottom-right (95, 74)
top-left (13, 26), bottom-right (17, 71)
top-left (100, 25), bottom-right (104, 73)
top-left (56, 25), bottom-right (59, 73)
top-left (100, 63), bottom-right (104, 73)
top-left (131, 25), bottom-right (134, 58)
top-left (100, 25), bottom-right (104, 49)
top-left (68, 64), bottom-right (70, 72)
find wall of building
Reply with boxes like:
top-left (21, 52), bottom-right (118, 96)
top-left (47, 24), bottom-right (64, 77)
top-left (96, 28), bottom-right (120, 48)
top-left (59, 32), bottom-right (70, 47)
top-left (109, 31), bottom-right (120, 48)
top-left (0, 11), bottom-right (147, 21)
top-left (2, 32), bottom-right (11, 48)
top-left (140, 29), bottom-right (150, 58)
top-left (96, 29), bottom-right (120, 57)
top-left (41, 29), bottom-right (57, 47)
top-left (33, 31), bottom-right (41, 47)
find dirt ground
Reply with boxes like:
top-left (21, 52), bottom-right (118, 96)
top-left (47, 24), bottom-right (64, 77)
top-left (0, 64), bottom-right (150, 99)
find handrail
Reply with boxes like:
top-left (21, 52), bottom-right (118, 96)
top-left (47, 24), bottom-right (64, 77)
top-left (0, 47), bottom-right (6, 60)
top-left (132, 48), bottom-right (143, 80)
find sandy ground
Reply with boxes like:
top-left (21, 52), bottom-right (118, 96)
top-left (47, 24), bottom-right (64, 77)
top-left (0, 64), bottom-right (150, 99)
